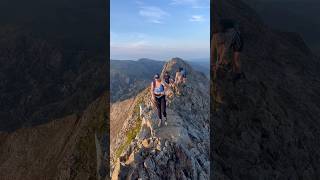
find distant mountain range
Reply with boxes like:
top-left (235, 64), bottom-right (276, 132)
top-left (187, 59), bottom-right (210, 78)
top-left (110, 59), bottom-right (165, 102)
top-left (110, 58), bottom-right (209, 102)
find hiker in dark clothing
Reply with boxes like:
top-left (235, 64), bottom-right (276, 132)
top-left (163, 71), bottom-right (175, 95)
top-left (151, 74), bottom-right (167, 127)
top-left (180, 67), bottom-right (187, 83)
top-left (216, 19), bottom-right (244, 82)
top-left (163, 71), bottom-right (174, 85)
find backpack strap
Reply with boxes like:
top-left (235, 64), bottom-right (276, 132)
top-left (161, 83), bottom-right (165, 91)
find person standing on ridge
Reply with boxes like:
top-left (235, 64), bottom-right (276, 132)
top-left (174, 68), bottom-right (182, 95)
top-left (175, 69), bottom-right (182, 84)
top-left (180, 67), bottom-right (187, 83)
top-left (163, 71), bottom-right (174, 85)
top-left (151, 74), bottom-right (168, 127)
top-left (217, 19), bottom-right (244, 82)
top-left (163, 71), bottom-right (175, 99)
top-left (175, 67), bottom-right (186, 84)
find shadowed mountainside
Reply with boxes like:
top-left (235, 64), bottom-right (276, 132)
top-left (0, 0), bottom-right (109, 179)
top-left (243, 0), bottom-right (320, 56)
top-left (0, 0), bottom-right (107, 132)
top-left (212, 0), bottom-right (320, 179)
top-left (0, 93), bottom-right (108, 179)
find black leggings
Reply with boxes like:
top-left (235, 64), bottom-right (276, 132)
top-left (155, 95), bottom-right (166, 120)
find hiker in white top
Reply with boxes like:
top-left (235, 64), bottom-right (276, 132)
top-left (150, 74), bottom-right (168, 127)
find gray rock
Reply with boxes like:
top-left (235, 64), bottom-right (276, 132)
top-left (198, 171), bottom-right (208, 180)
top-left (144, 157), bottom-right (155, 171)
top-left (138, 166), bottom-right (148, 180)
top-left (165, 140), bottom-right (170, 147)
top-left (190, 148), bottom-right (200, 156)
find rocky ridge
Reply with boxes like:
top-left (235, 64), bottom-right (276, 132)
top-left (111, 58), bottom-right (210, 179)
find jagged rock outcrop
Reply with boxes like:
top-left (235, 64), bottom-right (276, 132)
top-left (110, 58), bottom-right (210, 179)
top-left (212, 0), bottom-right (320, 179)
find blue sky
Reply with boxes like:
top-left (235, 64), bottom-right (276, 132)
top-left (110, 0), bottom-right (210, 60)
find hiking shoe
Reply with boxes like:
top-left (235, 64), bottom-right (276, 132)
top-left (158, 119), bottom-right (162, 127)
top-left (164, 117), bottom-right (168, 126)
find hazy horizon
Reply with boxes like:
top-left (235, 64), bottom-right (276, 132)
top-left (110, 57), bottom-right (210, 62)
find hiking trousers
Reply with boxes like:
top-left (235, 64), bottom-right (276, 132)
top-left (155, 95), bottom-right (166, 120)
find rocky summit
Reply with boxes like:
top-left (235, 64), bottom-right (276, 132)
top-left (212, 0), bottom-right (320, 179)
top-left (110, 58), bottom-right (210, 179)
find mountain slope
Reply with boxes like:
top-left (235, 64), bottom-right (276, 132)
top-left (110, 58), bottom-right (210, 179)
top-left (110, 59), bottom-right (165, 102)
top-left (0, 0), bottom-right (108, 178)
top-left (0, 24), bottom-right (107, 132)
top-left (188, 60), bottom-right (210, 78)
top-left (0, 93), bottom-right (108, 180)
top-left (212, 0), bottom-right (320, 179)
top-left (243, 0), bottom-right (320, 56)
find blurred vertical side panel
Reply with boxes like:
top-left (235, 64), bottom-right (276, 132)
top-left (210, 0), bottom-right (217, 179)
top-left (211, 0), bottom-right (320, 179)
top-left (0, 0), bottom-right (109, 179)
